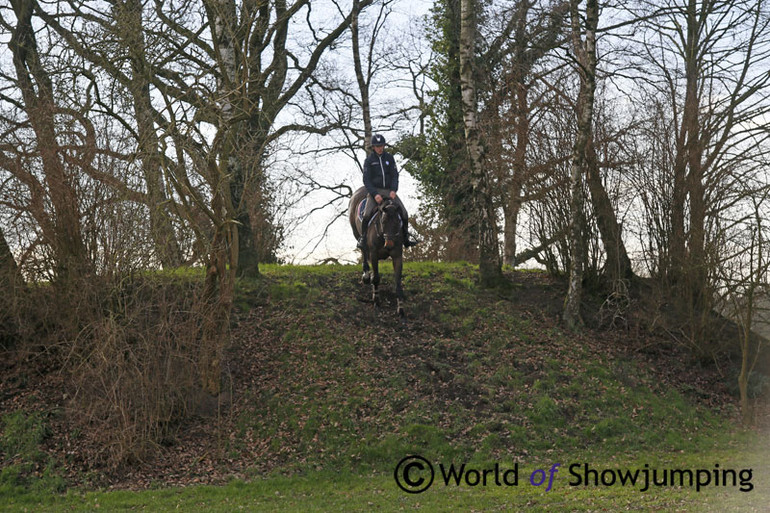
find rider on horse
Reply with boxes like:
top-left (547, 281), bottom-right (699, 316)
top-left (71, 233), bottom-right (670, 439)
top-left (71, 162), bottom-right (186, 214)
top-left (356, 134), bottom-right (418, 250)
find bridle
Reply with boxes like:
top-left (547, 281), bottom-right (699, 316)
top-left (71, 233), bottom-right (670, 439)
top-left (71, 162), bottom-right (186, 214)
top-left (377, 200), bottom-right (402, 249)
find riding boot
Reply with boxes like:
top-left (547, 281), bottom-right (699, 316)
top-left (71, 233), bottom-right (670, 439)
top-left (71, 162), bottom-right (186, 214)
top-left (402, 223), bottom-right (418, 248)
top-left (357, 213), bottom-right (372, 250)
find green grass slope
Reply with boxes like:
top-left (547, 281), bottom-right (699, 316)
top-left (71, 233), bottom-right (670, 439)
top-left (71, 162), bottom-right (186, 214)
top-left (226, 263), bottom-right (740, 473)
top-left (2, 262), bottom-right (767, 511)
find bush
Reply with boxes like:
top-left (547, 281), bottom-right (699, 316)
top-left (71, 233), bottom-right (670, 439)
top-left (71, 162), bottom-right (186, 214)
top-left (64, 274), bottom-right (204, 468)
top-left (10, 272), bottom-right (218, 470)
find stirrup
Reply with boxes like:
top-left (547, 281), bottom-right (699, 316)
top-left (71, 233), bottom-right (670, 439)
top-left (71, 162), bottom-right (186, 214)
top-left (356, 236), bottom-right (366, 250)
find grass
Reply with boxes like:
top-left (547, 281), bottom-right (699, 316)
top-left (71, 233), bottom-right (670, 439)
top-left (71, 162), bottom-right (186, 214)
top-left (2, 447), bottom-right (768, 512)
top-left (0, 412), bottom-right (67, 497)
top-left (2, 262), bottom-right (768, 510)
top-left (230, 264), bottom-right (738, 470)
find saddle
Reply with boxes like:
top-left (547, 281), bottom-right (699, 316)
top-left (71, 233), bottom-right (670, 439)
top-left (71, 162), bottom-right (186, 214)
top-left (357, 198), bottom-right (403, 229)
top-left (356, 197), bottom-right (377, 228)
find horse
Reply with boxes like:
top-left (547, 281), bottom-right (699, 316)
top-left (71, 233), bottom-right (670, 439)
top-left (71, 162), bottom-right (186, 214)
top-left (348, 186), bottom-right (405, 318)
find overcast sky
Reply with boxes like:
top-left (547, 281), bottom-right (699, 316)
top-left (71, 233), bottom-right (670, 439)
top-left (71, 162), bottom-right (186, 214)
top-left (280, 0), bottom-right (434, 265)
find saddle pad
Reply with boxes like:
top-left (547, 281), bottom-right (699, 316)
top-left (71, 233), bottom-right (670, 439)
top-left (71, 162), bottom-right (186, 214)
top-left (357, 197), bottom-right (382, 229)
top-left (357, 197), bottom-right (367, 221)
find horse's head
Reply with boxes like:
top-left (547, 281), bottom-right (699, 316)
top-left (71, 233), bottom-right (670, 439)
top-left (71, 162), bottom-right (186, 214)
top-left (378, 200), bottom-right (402, 249)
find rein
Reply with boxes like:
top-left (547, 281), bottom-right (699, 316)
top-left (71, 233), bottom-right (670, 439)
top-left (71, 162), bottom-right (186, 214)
top-left (376, 201), bottom-right (401, 249)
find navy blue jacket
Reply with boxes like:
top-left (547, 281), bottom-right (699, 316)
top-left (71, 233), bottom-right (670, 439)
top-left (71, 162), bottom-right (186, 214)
top-left (363, 150), bottom-right (399, 197)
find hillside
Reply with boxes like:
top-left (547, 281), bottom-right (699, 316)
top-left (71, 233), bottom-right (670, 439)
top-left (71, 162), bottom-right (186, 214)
top-left (0, 262), bottom-right (761, 493)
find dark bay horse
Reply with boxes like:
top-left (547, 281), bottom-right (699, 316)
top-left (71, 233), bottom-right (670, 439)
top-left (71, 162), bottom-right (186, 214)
top-left (348, 186), bottom-right (405, 318)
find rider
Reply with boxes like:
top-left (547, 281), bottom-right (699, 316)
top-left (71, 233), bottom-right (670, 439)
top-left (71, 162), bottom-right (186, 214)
top-left (357, 134), bottom-right (418, 250)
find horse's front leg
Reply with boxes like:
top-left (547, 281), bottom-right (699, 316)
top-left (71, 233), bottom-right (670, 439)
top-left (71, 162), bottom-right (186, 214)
top-left (361, 249), bottom-right (371, 284)
top-left (393, 255), bottom-right (405, 320)
top-left (371, 255), bottom-right (381, 308)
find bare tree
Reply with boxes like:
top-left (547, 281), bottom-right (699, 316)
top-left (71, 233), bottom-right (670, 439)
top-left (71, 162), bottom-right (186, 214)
top-left (712, 187), bottom-right (770, 425)
top-left (637, 0), bottom-right (770, 305)
top-left (487, 0), bottom-right (568, 267)
top-left (22, 0), bottom-right (186, 269)
top-left (460, 0), bottom-right (503, 286)
top-left (732, 215), bottom-right (769, 426)
top-left (113, 0), bottom-right (183, 268)
top-left (197, 0), bottom-right (374, 275)
top-left (3, 0), bottom-right (91, 287)
top-left (563, 0), bottom-right (598, 328)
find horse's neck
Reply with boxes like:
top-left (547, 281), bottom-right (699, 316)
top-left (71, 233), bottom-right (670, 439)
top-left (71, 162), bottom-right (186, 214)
top-left (373, 211), bottom-right (384, 236)
top-left (367, 210), bottom-right (380, 229)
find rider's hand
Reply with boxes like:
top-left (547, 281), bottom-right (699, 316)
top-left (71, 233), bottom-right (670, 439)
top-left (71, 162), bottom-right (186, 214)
top-left (375, 194), bottom-right (383, 204)
top-left (389, 191), bottom-right (397, 200)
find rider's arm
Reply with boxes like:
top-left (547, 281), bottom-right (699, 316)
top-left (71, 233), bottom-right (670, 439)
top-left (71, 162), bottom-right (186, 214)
top-left (390, 155), bottom-right (399, 193)
top-left (363, 156), bottom-right (378, 197)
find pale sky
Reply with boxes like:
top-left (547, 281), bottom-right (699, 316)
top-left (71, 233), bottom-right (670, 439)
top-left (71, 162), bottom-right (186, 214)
top-left (280, 0), bottom-right (433, 265)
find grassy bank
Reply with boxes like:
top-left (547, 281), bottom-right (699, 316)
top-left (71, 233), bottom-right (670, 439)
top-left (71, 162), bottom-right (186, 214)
top-left (1, 262), bottom-right (766, 510)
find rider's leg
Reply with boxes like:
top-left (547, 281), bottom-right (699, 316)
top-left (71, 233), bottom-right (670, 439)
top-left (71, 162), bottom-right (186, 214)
top-left (357, 195), bottom-right (376, 250)
top-left (393, 197), bottom-right (418, 247)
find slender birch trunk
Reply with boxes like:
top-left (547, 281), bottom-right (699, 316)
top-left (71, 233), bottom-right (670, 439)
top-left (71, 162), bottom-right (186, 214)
top-left (460, 0), bottom-right (502, 287)
top-left (563, 0), bottom-right (598, 329)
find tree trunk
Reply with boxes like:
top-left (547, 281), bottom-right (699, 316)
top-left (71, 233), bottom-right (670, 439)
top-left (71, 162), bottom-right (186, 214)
top-left (230, 150), bottom-right (261, 277)
top-left (119, 0), bottom-right (182, 268)
top-left (352, 0), bottom-right (373, 153)
top-left (738, 317), bottom-right (751, 426)
top-left (0, 228), bottom-right (19, 286)
top-left (670, 0), bottom-right (700, 293)
top-left (585, 139), bottom-right (632, 282)
top-left (459, 0), bottom-right (502, 286)
top-left (738, 218), bottom-right (767, 426)
top-left (503, 189), bottom-right (522, 267)
top-left (0, 228), bottom-right (20, 347)
top-left (504, 80), bottom-right (528, 267)
top-left (9, 0), bottom-right (90, 286)
top-left (664, 0), bottom-right (709, 328)
top-left (563, 0), bottom-right (598, 329)
top-left (209, 0), bottom-right (258, 277)
top-left (687, 151), bottom-right (707, 309)
top-left (563, 165), bottom-right (586, 328)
